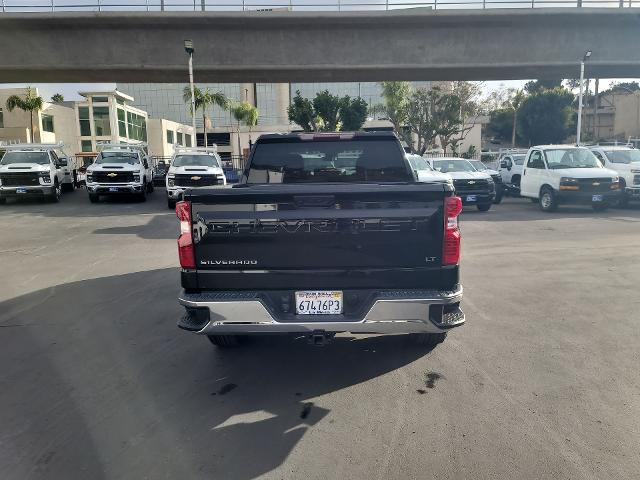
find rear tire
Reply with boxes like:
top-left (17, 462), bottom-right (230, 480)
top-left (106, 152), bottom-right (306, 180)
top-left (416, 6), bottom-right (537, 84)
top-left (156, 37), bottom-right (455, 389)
top-left (493, 189), bottom-right (503, 204)
top-left (167, 198), bottom-right (176, 210)
top-left (89, 193), bottom-right (99, 203)
top-left (409, 332), bottom-right (447, 348)
top-left (207, 335), bottom-right (243, 348)
top-left (477, 203), bottom-right (492, 212)
top-left (539, 187), bottom-right (558, 212)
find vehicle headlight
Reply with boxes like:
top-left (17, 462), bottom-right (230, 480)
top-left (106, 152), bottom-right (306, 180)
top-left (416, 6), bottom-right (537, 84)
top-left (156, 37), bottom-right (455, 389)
top-left (133, 174), bottom-right (140, 182)
top-left (39, 172), bottom-right (52, 183)
top-left (611, 176), bottom-right (619, 183)
top-left (560, 177), bottom-right (580, 190)
top-left (167, 178), bottom-right (175, 187)
top-left (611, 176), bottom-right (620, 189)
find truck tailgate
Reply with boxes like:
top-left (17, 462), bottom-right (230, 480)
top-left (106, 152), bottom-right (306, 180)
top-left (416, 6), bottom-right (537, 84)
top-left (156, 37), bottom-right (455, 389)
top-left (185, 183), bottom-right (456, 290)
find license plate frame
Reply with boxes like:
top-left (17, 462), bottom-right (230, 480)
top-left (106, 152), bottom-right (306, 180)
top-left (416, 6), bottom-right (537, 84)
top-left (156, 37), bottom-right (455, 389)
top-left (466, 195), bottom-right (477, 202)
top-left (16, 188), bottom-right (27, 194)
top-left (592, 194), bottom-right (603, 202)
top-left (108, 187), bottom-right (119, 192)
top-left (295, 291), bottom-right (343, 315)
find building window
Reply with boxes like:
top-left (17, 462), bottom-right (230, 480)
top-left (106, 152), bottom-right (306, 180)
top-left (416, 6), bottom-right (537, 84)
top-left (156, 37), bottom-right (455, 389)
top-left (92, 96), bottom-right (109, 103)
top-left (81, 140), bottom-right (93, 152)
top-left (127, 111), bottom-right (147, 141)
top-left (0, 108), bottom-right (3, 128)
top-left (116, 98), bottom-right (125, 106)
top-left (117, 108), bottom-right (127, 137)
top-left (167, 130), bottom-right (174, 144)
top-left (41, 114), bottom-right (54, 133)
top-left (93, 106), bottom-right (111, 136)
top-left (78, 106), bottom-right (91, 136)
top-left (185, 134), bottom-right (192, 147)
top-left (177, 132), bottom-right (184, 145)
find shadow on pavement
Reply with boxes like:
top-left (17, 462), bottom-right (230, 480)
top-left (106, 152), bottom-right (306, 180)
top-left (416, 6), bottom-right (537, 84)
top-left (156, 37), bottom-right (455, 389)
top-left (92, 214), bottom-right (178, 240)
top-left (0, 268), bottom-right (432, 480)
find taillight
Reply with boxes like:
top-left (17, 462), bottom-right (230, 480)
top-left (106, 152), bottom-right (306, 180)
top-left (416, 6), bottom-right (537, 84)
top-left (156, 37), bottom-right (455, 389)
top-left (443, 196), bottom-right (462, 265)
top-left (176, 200), bottom-right (195, 269)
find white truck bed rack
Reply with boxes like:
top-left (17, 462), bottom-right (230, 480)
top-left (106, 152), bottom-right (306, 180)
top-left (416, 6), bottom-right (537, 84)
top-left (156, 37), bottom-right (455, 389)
top-left (3, 142), bottom-right (65, 151)
top-left (174, 146), bottom-right (218, 155)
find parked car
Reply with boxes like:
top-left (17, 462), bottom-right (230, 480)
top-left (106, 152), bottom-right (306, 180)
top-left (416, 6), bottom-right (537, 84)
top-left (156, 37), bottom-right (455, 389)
top-left (520, 145), bottom-right (621, 212)
top-left (468, 159), bottom-right (503, 204)
top-left (0, 143), bottom-right (75, 203)
top-left (166, 147), bottom-right (226, 210)
top-left (497, 151), bottom-right (527, 195)
top-left (589, 146), bottom-right (640, 207)
top-left (85, 143), bottom-right (154, 203)
top-left (153, 160), bottom-right (169, 187)
top-left (428, 157), bottom-right (495, 211)
top-left (405, 154), bottom-right (452, 184)
top-left (175, 132), bottom-right (465, 348)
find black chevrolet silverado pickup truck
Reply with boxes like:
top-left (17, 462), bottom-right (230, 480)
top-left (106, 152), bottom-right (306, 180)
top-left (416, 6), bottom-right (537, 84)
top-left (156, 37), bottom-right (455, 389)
top-left (176, 132), bottom-right (464, 348)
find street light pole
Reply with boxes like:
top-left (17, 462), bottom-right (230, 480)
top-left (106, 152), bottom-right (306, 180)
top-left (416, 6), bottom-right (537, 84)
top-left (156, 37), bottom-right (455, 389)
top-left (184, 40), bottom-right (197, 146)
top-left (576, 50), bottom-right (591, 145)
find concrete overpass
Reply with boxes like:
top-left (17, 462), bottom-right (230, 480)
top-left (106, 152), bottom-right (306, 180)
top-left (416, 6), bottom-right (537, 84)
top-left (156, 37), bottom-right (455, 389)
top-left (0, 8), bottom-right (639, 83)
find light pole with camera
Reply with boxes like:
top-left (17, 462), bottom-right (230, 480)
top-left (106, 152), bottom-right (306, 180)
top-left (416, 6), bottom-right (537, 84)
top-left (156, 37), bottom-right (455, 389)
top-left (184, 39), bottom-right (197, 144)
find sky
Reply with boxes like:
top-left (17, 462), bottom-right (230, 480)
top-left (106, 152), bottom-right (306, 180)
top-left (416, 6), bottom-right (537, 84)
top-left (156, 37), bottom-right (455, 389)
top-left (0, 79), bottom-right (633, 103)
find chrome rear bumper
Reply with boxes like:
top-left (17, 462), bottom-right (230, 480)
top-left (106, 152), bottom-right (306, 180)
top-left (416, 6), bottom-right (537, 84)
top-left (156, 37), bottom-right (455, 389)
top-left (178, 285), bottom-right (464, 335)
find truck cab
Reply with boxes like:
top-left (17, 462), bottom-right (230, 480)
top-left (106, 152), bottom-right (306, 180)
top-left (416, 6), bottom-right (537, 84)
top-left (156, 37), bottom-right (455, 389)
top-left (520, 145), bottom-right (622, 212)
top-left (85, 143), bottom-right (154, 203)
top-left (589, 145), bottom-right (640, 207)
top-left (0, 143), bottom-right (74, 203)
top-left (405, 153), bottom-right (452, 184)
top-left (166, 146), bottom-right (226, 209)
top-left (497, 151), bottom-right (527, 193)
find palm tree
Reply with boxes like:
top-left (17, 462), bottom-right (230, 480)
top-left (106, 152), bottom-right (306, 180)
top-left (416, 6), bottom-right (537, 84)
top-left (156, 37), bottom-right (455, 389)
top-left (51, 93), bottom-right (64, 103)
top-left (230, 101), bottom-right (259, 161)
top-left (182, 86), bottom-right (228, 147)
top-left (5, 87), bottom-right (44, 143)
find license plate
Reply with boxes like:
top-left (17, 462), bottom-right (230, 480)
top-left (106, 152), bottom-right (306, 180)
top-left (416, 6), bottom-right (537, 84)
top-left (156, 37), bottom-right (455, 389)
top-left (592, 195), bottom-right (603, 202)
top-left (466, 195), bottom-right (477, 202)
top-left (109, 187), bottom-right (119, 192)
top-left (295, 291), bottom-right (343, 315)
top-left (16, 188), bottom-right (27, 194)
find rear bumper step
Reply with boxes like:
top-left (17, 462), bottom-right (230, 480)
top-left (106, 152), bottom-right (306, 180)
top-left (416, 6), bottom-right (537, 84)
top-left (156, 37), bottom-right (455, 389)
top-left (178, 285), bottom-right (464, 335)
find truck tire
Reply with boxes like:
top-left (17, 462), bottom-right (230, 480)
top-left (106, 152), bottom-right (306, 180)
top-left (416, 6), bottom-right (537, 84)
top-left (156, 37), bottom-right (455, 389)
top-left (477, 203), bottom-right (492, 212)
top-left (167, 198), bottom-right (176, 210)
top-left (48, 181), bottom-right (61, 203)
top-left (409, 332), bottom-right (447, 348)
top-left (207, 335), bottom-right (243, 348)
top-left (493, 188), bottom-right (503, 204)
top-left (89, 193), bottom-right (99, 203)
top-left (138, 186), bottom-right (147, 202)
top-left (539, 187), bottom-right (558, 212)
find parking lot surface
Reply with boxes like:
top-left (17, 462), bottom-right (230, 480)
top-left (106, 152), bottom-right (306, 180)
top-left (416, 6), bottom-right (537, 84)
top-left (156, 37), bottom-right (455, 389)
top-left (1, 190), bottom-right (639, 480)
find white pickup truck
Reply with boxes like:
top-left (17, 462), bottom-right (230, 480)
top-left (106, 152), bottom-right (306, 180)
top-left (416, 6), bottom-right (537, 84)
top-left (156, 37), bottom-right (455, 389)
top-left (166, 146), bottom-right (226, 209)
top-left (85, 143), bottom-right (154, 203)
top-left (497, 150), bottom-right (528, 195)
top-left (0, 143), bottom-right (75, 203)
top-left (589, 146), bottom-right (640, 207)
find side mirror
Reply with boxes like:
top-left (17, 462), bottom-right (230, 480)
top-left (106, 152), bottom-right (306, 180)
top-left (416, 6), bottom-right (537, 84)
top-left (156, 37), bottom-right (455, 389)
top-left (500, 161), bottom-right (507, 168)
top-left (143, 160), bottom-right (149, 169)
top-left (58, 158), bottom-right (68, 167)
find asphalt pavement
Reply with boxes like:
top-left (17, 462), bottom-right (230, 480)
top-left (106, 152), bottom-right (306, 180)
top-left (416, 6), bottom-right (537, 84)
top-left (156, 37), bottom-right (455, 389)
top-left (1, 189), bottom-right (639, 480)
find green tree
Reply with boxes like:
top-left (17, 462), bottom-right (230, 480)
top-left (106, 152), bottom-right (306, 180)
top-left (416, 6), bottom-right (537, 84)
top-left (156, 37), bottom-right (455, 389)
top-left (524, 79), bottom-right (563, 94)
top-left (405, 88), bottom-right (442, 155)
top-left (372, 81), bottom-right (412, 146)
top-left (230, 101), bottom-right (259, 156)
top-left (313, 90), bottom-right (341, 131)
top-left (509, 89), bottom-right (526, 146)
top-left (287, 90), bottom-right (316, 132)
top-left (435, 93), bottom-right (465, 154)
top-left (51, 93), bottom-right (64, 103)
top-left (183, 85), bottom-right (228, 147)
top-left (518, 87), bottom-right (574, 145)
top-left (338, 96), bottom-right (368, 131)
top-left (487, 108), bottom-right (516, 143)
top-left (5, 87), bottom-right (44, 143)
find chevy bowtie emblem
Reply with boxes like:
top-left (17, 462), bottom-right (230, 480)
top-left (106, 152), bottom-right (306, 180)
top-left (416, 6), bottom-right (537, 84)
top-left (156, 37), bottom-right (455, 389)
top-left (592, 182), bottom-right (600, 186)
top-left (468, 180), bottom-right (476, 184)
top-left (191, 176), bottom-right (201, 180)
top-left (107, 172), bottom-right (118, 177)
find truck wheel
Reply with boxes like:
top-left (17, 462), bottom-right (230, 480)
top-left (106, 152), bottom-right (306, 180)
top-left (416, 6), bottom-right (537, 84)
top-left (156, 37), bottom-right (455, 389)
top-left (539, 187), bottom-right (558, 212)
top-left (477, 203), bottom-right (492, 212)
top-left (207, 335), bottom-right (243, 348)
top-left (138, 186), bottom-right (147, 202)
top-left (89, 193), bottom-right (99, 203)
top-left (167, 198), bottom-right (176, 210)
top-left (49, 181), bottom-right (61, 203)
top-left (409, 332), bottom-right (447, 348)
top-left (493, 189), bottom-right (503, 204)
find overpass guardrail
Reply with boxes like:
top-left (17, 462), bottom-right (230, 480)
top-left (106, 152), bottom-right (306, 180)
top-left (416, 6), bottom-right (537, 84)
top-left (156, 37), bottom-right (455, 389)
top-left (0, 0), bottom-right (636, 13)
